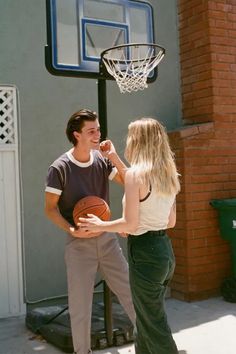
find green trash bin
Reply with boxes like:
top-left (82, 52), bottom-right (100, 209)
top-left (210, 198), bottom-right (236, 277)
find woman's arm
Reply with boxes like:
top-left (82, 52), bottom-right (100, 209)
top-left (167, 200), bottom-right (176, 228)
top-left (100, 139), bottom-right (128, 185)
top-left (79, 170), bottom-right (140, 234)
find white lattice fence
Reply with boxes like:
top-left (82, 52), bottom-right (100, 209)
top-left (0, 87), bottom-right (16, 144)
top-left (0, 85), bottom-right (24, 318)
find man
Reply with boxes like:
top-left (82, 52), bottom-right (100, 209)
top-left (45, 109), bottom-right (135, 354)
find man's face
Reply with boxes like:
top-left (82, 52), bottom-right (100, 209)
top-left (75, 119), bottom-right (101, 150)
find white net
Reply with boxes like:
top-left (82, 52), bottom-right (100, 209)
top-left (101, 44), bottom-right (165, 93)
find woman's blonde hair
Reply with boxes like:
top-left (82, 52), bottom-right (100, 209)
top-left (125, 118), bottom-right (180, 195)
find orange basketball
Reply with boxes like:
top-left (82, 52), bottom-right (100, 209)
top-left (73, 196), bottom-right (111, 226)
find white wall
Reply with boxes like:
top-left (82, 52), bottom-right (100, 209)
top-left (0, 0), bottom-right (182, 302)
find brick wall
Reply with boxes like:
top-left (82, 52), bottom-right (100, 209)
top-left (169, 0), bottom-right (236, 300)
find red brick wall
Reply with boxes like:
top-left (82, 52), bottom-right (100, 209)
top-left (178, 0), bottom-right (212, 124)
top-left (169, 0), bottom-right (236, 300)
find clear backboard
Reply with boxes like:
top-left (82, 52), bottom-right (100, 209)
top-left (45, 0), bottom-right (156, 80)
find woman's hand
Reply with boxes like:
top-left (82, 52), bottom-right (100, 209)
top-left (100, 140), bottom-right (116, 158)
top-left (78, 214), bottom-right (104, 233)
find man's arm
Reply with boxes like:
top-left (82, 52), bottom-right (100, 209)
top-left (100, 140), bottom-right (127, 184)
top-left (45, 192), bottom-right (95, 238)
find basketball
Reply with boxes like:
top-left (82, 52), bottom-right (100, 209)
top-left (73, 196), bottom-right (111, 226)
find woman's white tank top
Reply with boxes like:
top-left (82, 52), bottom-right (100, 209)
top-left (124, 189), bottom-right (176, 236)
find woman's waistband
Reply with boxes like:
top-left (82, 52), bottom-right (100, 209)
top-left (129, 230), bottom-right (166, 239)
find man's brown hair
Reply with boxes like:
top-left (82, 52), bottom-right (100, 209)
top-left (66, 109), bottom-right (97, 146)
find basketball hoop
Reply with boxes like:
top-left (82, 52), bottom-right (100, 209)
top-left (100, 43), bottom-right (165, 93)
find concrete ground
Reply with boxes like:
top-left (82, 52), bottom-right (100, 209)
top-left (0, 297), bottom-right (236, 354)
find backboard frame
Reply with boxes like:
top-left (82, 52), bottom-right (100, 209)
top-left (45, 0), bottom-right (157, 82)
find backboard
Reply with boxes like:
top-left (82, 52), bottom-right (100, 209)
top-left (45, 0), bottom-right (156, 80)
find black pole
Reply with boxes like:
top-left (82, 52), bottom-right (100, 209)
top-left (97, 79), bottom-right (108, 141)
top-left (97, 75), bottom-right (113, 346)
top-left (103, 281), bottom-right (113, 346)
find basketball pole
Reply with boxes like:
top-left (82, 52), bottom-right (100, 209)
top-left (97, 78), bottom-right (108, 141)
top-left (97, 75), bottom-right (113, 346)
top-left (103, 281), bottom-right (113, 346)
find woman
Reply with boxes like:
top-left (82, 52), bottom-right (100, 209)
top-left (80, 118), bottom-right (180, 354)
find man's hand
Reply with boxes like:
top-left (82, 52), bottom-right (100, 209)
top-left (118, 232), bottom-right (128, 238)
top-left (69, 226), bottom-right (99, 238)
